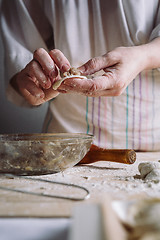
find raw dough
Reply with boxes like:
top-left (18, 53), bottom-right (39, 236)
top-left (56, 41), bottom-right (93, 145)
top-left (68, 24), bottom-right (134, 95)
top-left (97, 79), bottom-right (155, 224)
top-left (52, 67), bottom-right (87, 90)
top-left (138, 162), bottom-right (160, 181)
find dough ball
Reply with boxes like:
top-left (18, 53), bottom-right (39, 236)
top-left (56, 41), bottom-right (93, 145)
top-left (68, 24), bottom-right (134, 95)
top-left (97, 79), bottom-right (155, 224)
top-left (138, 162), bottom-right (160, 180)
top-left (145, 169), bottom-right (160, 181)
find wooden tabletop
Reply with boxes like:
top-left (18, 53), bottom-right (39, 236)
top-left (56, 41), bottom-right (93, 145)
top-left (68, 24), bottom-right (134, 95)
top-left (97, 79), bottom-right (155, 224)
top-left (0, 151), bottom-right (160, 218)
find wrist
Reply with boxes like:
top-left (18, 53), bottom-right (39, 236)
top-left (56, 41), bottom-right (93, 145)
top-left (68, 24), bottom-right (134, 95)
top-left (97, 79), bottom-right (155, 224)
top-left (136, 37), bottom-right (160, 71)
top-left (133, 45), bottom-right (151, 72)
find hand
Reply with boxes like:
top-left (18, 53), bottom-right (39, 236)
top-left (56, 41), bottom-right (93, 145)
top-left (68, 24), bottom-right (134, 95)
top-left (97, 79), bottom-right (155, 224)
top-left (58, 46), bottom-right (147, 97)
top-left (12, 48), bottom-right (71, 105)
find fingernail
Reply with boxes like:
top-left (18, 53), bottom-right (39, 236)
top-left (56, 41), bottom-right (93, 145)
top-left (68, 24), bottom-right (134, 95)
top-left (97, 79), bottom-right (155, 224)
top-left (61, 64), bottom-right (70, 72)
top-left (44, 81), bottom-right (51, 89)
top-left (49, 66), bottom-right (58, 79)
top-left (49, 70), bottom-right (57, 78)
top-left (35, 92), bottom-right (44, 98)
top-left (42, 78), bottom-right (47, 84)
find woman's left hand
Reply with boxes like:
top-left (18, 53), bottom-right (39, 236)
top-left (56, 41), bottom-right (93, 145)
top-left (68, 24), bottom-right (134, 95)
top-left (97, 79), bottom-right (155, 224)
top-left (57, 46), bottom-right (147, 97)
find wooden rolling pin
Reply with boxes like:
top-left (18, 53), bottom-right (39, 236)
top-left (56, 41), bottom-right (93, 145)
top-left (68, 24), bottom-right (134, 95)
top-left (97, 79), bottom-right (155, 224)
top-left (79, 145), bottom-right (136, 164)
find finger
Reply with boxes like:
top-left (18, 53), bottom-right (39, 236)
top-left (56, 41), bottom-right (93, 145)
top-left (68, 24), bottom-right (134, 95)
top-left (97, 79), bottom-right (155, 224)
top-left (34, 48), bottom-right (58, 80)
top-left (18, 76), bottom-right (45, 99)
top-left (49, 49), bottom-right (71, 72)
top-left (24, 60), bottom-right (51, 89)
top-left (78, 51), bottom-right (119, 75)
top-left (22, 81), bottom-right (59, 106)
top-left (58, 85), bottom-right (123, 97)
top-left (43, 88), bottom-right (60, 101)
top-left (59, 75), bottom-right (114, 93)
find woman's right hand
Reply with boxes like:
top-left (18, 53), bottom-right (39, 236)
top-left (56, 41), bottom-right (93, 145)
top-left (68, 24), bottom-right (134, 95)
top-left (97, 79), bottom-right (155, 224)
top-left (11, 48), bottom-right (71, 105)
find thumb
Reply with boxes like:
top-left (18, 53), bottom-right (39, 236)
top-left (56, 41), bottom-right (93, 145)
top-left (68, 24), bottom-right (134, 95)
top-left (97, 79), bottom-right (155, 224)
top-left (78, 52), bottom-right (119, 75)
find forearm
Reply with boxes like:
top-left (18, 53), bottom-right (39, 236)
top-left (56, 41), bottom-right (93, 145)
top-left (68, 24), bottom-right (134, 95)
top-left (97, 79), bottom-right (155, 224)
top-left (136, 37), bottom-right (160, 71)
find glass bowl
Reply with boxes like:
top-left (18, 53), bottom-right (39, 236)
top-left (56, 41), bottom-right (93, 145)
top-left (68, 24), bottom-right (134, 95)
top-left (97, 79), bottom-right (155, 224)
top-left (0, 133), bottom-right (93, 175)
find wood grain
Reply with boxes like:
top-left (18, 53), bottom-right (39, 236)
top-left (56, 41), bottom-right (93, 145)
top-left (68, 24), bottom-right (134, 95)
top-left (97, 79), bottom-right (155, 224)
top-left (80, 145), bottom-right (136, 164)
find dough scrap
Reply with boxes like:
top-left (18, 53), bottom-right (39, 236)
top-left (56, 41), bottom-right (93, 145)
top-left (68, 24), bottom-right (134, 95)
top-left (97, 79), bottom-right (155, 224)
top-left (138, 162), bottom-right (160, 180)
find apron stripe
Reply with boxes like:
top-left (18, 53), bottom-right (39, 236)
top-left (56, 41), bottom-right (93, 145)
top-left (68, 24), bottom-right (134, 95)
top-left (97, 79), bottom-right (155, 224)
top-left (145, 71), bottom-right (149, 150)
top-left (104, 97), bottom-right (107, 147)
top-left (151, 70), bottom-right (155, 150)
top-left (126, 86), bottom-right (129, 149)
top-left (139, 73), bottom-right (142, 149)
top-left (132, 79), bottom-right (135, 149)
top-left (92, 97), bottom-right (95, 135)
top-left (111, 97), bottom-right (114, 148)
top-left (86, 96), bottom-right (89, 134)
top-left (98, 97), bottom-right (101, 146)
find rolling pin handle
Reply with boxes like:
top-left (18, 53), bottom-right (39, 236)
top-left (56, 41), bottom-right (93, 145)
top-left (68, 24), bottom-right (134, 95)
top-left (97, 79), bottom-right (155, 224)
top-left (79, 145), bottom-right (136, 165)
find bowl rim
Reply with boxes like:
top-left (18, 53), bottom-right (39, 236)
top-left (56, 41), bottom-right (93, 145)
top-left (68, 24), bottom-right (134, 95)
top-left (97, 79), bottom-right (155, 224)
top-left (0, 133), bottom-right (94, 142)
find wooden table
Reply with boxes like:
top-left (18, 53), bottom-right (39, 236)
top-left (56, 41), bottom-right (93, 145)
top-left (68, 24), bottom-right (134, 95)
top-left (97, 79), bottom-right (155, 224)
top-left (0, 152), bottom-right (160, 218)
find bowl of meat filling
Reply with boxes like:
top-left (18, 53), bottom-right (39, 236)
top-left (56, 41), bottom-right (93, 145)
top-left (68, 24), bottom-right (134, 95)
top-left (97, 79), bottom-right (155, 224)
top-left (0, 133), bottom-right (93, 175)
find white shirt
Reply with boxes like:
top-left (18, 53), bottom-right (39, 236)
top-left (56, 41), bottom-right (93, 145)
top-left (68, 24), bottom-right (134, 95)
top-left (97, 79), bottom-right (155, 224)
top-left (1, 0), bottom-right (160, 150)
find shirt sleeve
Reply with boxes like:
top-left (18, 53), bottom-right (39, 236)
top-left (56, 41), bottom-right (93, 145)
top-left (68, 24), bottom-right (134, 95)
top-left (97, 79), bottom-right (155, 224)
top-left (0, 0), bottom-right (52, 107)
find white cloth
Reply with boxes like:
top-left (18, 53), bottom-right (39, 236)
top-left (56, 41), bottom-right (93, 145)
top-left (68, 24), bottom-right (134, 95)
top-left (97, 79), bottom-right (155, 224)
top-left (1, 0), bottom-right (160, 150)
